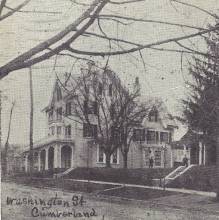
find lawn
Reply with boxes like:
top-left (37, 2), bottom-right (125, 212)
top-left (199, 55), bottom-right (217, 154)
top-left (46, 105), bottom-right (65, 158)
top-left (167, 165), bottom-right (216, 192)
top-left (65, 167), bottom-right (174, 186)
top-left (5, 176), bottom-right (120, 193)
top-left (100, 186), bottom-right (178, 201)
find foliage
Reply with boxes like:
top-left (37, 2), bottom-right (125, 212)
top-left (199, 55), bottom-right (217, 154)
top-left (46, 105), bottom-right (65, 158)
top-left (182, 27), bottom-right (219, 146)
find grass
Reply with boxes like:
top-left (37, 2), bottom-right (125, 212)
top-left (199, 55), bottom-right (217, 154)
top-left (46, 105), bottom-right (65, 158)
top-left (5, 176), bottom-right (120, 193)
top-left (65, 167), bottom-right (174, 186)
top-left (100, 186), bottom-right (178, 201)
top-left (167, 165), bottom-right (216, 192)
top-left (5, 176), bottom-right (179, 202)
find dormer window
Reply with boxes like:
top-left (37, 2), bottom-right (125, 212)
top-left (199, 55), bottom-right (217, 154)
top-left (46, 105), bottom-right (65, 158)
top-left (148, 109), bottom-right (158, 122)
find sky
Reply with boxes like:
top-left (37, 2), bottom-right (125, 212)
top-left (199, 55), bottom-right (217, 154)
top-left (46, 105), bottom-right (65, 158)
top-left (0, 0), bottom-right (218, 146)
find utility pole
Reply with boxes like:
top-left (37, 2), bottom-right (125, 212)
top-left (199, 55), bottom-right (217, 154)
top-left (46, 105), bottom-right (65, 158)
top-left (0, 90), bottom-right (2, 151)
top-left (29, 67), bottom-right (34, 175)
top-left (4, 101), bottom-right (15, 175)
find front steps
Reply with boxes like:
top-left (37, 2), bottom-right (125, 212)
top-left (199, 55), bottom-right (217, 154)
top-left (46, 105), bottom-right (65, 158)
top-left (54, 167), bottom-right (75, 178)
top-left (152, 165), bottom-right (196, 187)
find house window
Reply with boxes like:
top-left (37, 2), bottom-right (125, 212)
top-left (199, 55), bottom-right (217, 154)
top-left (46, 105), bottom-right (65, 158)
top-left (154, 150), bottom-right (161, 166)
top-left (97, 146), bottom-right (105, 163)
top-left (56, 107), bottom-right (62, 120)
top-left (98, 82), bottom-right (103, 95)
top-left (83, 123), bottom-right (97, 138)
top-left (160, 132), bottom-right (169, 143)
top-left (133, 129), bottom-right (145, 141)
top-left (84, 101), bottom-right (98, 115)
top-left (66, 102), bottom-right (72, 116)
top-left (169, 132), bottom-right (172, 143)
top-left (144, 148), bottom-right (151, 167)
top-left (85, 85), bottom-right (90, 94)
top-left (147, 130), bottom-right (156, 144)
top-left (48, 110), bottom-right (53, 121)
top-left (51, 126), bottom-right (55, 135)
top-left (148, 109), bottom-right (158, 122)
top-left (57, 126), bottom-right (62, 136)
top-left (57, 86), bottom-right (62, 101)
top-left (110, 104), bottom-right (115, 119)
top-left (156, 131), bottom-right (159, 144)
top-left (111, 149), bottom-right (119, 164)
top-left (109, 84), bottom-right (112, 96)
top-left (65, 125), bottom-right (71, 137)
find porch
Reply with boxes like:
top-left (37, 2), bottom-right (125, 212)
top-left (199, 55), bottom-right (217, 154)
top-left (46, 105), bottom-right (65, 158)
top-left (23, 138), bottom-right (74, 172)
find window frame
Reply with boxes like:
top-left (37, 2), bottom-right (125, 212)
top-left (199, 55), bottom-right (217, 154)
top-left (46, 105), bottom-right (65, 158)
top-left (147, 130), bottom-right (156, 144)
top-left (133, 128), bottom-right (145, 142)
top-left (65, 125), bottom-right (71, 137)
top-left (110, 148), bottom-right (120, 164)
top-left (56, 107), bottom-right (62, 120)
top-left (109, 84), bottom-right (113, 96)
top-left (148, 109), bottom-right (158, 122)
top-left (57, 126), bottom-right (62, 136)
top-left (160, 131), bottom-right (169, 143)
top-left (65, 102), bottom-right (72, 116)
top-left (97, 146), bottom-right (106, 163)
top-left (83, 123), bottom-right (97, 138)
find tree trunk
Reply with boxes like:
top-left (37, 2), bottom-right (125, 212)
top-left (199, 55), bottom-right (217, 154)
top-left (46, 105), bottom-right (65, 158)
top-left (29, 67), bottom-right (34, 176)
top-left (105, 153), bottom-right (111, 168)
top-left (123, 152), bottom-right (128, 169)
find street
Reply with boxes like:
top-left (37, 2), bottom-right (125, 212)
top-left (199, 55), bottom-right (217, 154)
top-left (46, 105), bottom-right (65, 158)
top-left (1, 181), bottom-right (219, 220)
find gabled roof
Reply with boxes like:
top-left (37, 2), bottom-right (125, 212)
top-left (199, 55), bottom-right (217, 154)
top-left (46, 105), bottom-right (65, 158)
top-left (171, 129), bottom-right (202, 149)
top-left (142, 97), bottom-right (178, 129)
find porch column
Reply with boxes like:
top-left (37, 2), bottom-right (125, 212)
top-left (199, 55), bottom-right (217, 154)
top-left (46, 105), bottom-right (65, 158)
top-left (199, 141), bottom-right (203, 165)
top-left (38, 151), bottom-right (41, 172)
top-left (45, 148), bottom-right (49, 170)
top-left (25, 154), bottom-right (28, 172)
top-left (203, 144), bottom-right (206, 165)
top-left (58, 145), bottom-right (61, 168)
top-left (71, 146), bottom-right (74, 167)
top-left (54, 145), bottom-right (58, 168)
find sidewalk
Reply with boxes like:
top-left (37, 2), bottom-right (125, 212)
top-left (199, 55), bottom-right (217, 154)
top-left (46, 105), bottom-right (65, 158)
top-left (66, 178), bottom-right (217, 197)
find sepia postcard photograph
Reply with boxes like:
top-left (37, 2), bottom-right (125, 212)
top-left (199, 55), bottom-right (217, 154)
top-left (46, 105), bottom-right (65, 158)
top-left (0, 0), bottom-right (219, 219)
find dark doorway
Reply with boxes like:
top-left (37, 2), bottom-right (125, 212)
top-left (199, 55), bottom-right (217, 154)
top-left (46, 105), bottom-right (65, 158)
top-left (48, 147), bottom-right (54, 170)
top-left (61, 145), bottom-right (72, 169)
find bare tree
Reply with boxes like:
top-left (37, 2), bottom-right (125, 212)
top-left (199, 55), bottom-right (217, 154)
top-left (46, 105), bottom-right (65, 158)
top-left (57, 62), bottom-right (149, 167)
top-left (119, 96), bottom-right (156, 168)
top-left (0, 0), bottom-right (218, 79)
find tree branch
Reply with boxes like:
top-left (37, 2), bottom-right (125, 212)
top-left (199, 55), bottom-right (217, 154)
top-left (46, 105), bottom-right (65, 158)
top-left (67, 25), bottom-right (219, 57)
top-left (0, 0), bottom-right (31, 21)
top-left (99, 14), bottom-right (206, 30)
top-left (0, 0), bottom-right (109, 79)
top-left (171, 0), bottom-right (219, 19)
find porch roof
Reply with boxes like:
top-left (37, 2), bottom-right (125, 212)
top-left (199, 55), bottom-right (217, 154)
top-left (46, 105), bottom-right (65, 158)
top-left (23, 136), bottom-right (74, 154)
